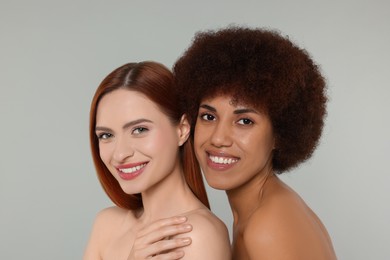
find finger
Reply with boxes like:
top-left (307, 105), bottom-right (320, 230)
top-left (138, 223), bottom-right (193, 245)
top-left (146, 238), bottom-right (191, 259)
top-left (137, 216), bottom-right (187, 237)
top-left (152, 250), bottom-right (185, 260)
top-left (129, 237), bottom-right (190, 260)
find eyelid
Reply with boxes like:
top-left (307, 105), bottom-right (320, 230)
top-left (199, 112), bottom-right (216, 121)
top-left (237, 118), bottom-right (254, 125)
top-left (131, 126), bottom-right (149, 135)
top-left (235, 112), bottom-right (257, 125)
top-left (96, 132), bottom-right (113, 140)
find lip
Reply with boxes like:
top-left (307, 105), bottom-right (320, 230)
top-left (116, 162), bottom-right (148, 181)
top-left (205, 151), bottom-right (239, 171)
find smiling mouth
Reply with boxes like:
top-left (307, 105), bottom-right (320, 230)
top-left (118, 163), bottom-right (147, 174)
top-left (208, 155), bottom-right (239, 165)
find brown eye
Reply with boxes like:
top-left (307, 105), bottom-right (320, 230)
top-left (237, 118), bottom-right (253, 125)
top-left (200, 113), bottom-right (215, 121)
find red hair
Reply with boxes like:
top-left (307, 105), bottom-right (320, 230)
top-left (90, 61), bottom-right (209, 210)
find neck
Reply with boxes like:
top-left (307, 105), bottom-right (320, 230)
top-left (226, 166), bottom-right (275, 225)
top-left (138, 162), bottom-right (203, 224)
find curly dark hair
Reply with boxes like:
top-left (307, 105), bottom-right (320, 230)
top-left (173, 26), bottom-right (327, 173)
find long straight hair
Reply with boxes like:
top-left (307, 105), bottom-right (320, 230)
top-left (89, 61), bottom-right (209, 210)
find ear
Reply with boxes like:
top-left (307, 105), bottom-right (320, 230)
top-left (177, 114), bottom-right (190, 146)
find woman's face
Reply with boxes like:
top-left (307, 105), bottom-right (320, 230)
top-left (95, 89), bottom-right (187, 194)
top-left (194, 95), bottom-right (275, 192)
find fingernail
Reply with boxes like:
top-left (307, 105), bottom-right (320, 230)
top-left (183, 224), bottom-right (192, 230)
top-left (182, 237), bottom-right (192, 244)
top-left (177, 216), bottom-right (187, 222)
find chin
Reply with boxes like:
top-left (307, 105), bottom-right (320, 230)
top-left (204, 177), bottom-right (231, 191)
top-left (119, 184), bottom-right (144, 195)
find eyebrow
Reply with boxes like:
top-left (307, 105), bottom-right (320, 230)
top-left (199, 104), bottom-right (216, 112)
top-left (233, 108), bottom-right (259, 115)
top-left (95, 118), bottom-right (153, 132)
top-left (199, 104), bottom-right (258, 115)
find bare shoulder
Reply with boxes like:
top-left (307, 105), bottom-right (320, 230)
top-left (180, 208), bottom-right (231, 259)
top-left (95, 206), bottom-right (130, 225)
top-left (91, 206), bottom-right (131, 236)
top-left (186, 208), bottom-right (228, 233)
top-left (244, 185), bottom-right (336, 260)
top-left (243, 198), bottom-right (296, 259)
top-left (83, 206), bottom-right (133, 260)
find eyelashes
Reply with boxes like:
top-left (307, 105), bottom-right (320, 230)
top-left (199, 113), bottom-right (216, 121)
top-left (132, 127), bottom-right (149, 135)
top-left (96, 126), bottom-right (149, 141)
top-left (237, 118), bottom-right (254, 125)
top-left (199, 112), bottom-right (254, 126)
top-left (97, 132), bottom-right (112, 140)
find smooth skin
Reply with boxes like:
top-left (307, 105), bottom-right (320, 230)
top-left (194, 95), bottom-right (337, 260)
top-left (83, 89), bottom-right (231, 260)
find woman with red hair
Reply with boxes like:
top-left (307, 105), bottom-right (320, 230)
top-left (83, 61), bottom-right (230, 259)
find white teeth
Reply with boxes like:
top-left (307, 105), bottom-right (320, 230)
top-left (210, 155), bottom-right (238, 165)
top-left (119, 163), bottom-right (146, 174)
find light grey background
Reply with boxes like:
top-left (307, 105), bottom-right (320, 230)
top-left (1, 0), bottom-right (389, 259)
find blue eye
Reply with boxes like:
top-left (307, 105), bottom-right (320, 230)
top-left (200, 113), bottom-right (216, 121)
top-left (132, 127), bottom-right (148, 135)
top-left (237, 118), bottom-right (253, 125)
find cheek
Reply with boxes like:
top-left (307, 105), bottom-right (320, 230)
top-left (241, 132), bottom-right (274, 157)
top-left (193, 130), bottom-right (204, 155)
top-left (147, 128), bottom-right (177, 152)
top-left (99, 144), bottom-right (112, 165)
top-left (194, 123), bottom-right (208, 145)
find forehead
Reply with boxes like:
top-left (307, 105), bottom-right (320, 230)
top-left (96, 89), bottom-right (163, 121)
top-left (201, 84), bottom-right (265, 107)
top-left (200, 94), bottom-right (262, 111)
top-left (98, 89), bottom-right (151, 108)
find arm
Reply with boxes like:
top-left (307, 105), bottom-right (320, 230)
top-left (83, 209), bottom-right (112, 260)
top-left (83, 220), bottom-right (102, 260)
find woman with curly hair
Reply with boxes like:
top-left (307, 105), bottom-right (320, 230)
top-left (172, 26), bottom-right (337, 259)
top-left (83, 61), bottom-right (231, 259)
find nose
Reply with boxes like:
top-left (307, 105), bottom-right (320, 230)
top-left (210, 121), bottom-right (233, 148)
top-left (112, 137), bottom-right (134, 162)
